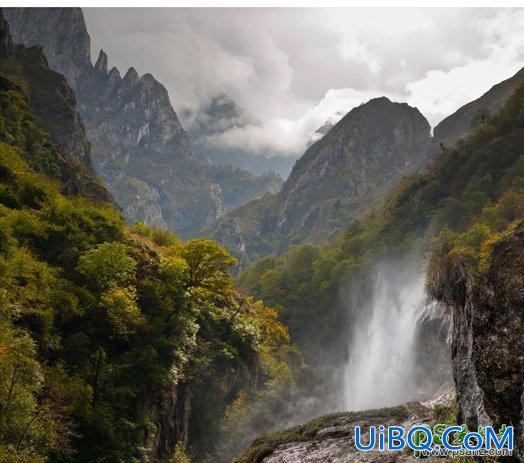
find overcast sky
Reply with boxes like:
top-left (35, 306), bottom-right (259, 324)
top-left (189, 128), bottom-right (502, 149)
top-left (83, 8), bottom-right (524, 156)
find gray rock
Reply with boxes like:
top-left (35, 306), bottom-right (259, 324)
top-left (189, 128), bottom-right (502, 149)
top-left (237, 402), bottom-right (450, 463)
top-left (5, 7), bottom-right (282, 239)
top-left (428, 224), bottom-right (524, 460)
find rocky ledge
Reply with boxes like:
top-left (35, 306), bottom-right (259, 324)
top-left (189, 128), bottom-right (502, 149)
top-left (234, 398), bottom-right (455, 463)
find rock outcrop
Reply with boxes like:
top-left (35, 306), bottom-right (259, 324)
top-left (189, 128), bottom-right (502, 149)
top-left (3, 7), bottom-right (90, 86)
top-left (234, 402), bottom-right (452, 463)
top-left (0, 10), bottom-right (112, 203)
top-left (428, 223), bottom-right (524, 460)
top-left (5, 7), bottom-right (282, 238)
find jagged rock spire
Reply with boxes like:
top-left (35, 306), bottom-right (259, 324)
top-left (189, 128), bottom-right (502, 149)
top-left (94, 49), bottom-right (108, 74)
top-left (108, 66), bottom-right (121, 83)
top-left (123, 66), bottom-right (139, 85)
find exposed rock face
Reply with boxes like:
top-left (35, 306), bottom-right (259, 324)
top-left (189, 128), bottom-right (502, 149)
top-left (206, 215), bottom-right (247, 266)
top-left (0, 10), bottom-right (112, 203)
top-left (208, 98), bottom-right (431, 264)
top-left (4, 7), bottom-right (90, 86)
top-left (5, 7), bottom-right (282, 238)
top-left (145, 382), bottom-right (192, 462)
top-left (428, 224), bottom-right (524, 460)
top-left (278, 97), bottom-right (431, 236)
top-left (111, 177), bottom-right (167, 229)
top-left (431, 67), bottom-right (524, 152)
top-left (235, 402), bottom-right (452, 463)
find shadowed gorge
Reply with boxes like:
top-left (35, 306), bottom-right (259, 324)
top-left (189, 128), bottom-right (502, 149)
top-left (5, 7), bottom-right (283, 239)
top-left (0, 6), bottom-right (523, 463)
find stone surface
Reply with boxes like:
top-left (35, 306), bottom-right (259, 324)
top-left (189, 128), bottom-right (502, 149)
top-left (429, 223), bottom-right (524, 460)
top-left (5, 7), bottom-right (282, 238)
top-left (0, 11), bottom-right (112, 203)
top-left (236, 402), bottom-right (453, 463)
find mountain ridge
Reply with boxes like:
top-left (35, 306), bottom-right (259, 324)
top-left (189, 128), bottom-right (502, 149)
top-left (207, 67), bottom-right (524, 266)
top-left (4, 7), bottom-right (282, 238)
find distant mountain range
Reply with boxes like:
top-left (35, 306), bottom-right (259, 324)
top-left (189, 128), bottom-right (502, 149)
top-left (205, 67), bottom-right (524, 267)
top-left (188, 93), bottom-right (297, 178)
top-left (5, 7), bottom-right (282, 238)
top-left (6, 7), bottom-right (523, 257)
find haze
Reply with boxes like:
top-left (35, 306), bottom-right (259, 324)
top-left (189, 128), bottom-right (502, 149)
top-left (83, 7), bottom-right (524, 157)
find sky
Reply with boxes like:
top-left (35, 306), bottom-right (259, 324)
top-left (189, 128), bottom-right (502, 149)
top-left (83, 8), bottom-right (524, 157)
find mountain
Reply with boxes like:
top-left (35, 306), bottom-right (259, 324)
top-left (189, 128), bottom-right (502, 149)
top-left (207, 68), bottom-right (524, 266)
top-left (189, 93), bottom-right (297, 178)
top-left (0, 11), bottom-right (111, 204)
top-left (237, 80), bottom-right (524, 462)
top-left (207, 97), bottom-right (432, 266)
top-left (5, 7), bottom-right (282, 238)
top-left (431, 66), bottom-right (524, 151)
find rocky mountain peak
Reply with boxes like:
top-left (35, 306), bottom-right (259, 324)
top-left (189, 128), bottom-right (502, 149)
top-left (0, 10), bottom-right (112, 204)
top-left (123, 66), bottom-right (140, 85)
top-left (276, 97), bottom-right (431, 234)
top-left (94, 48), bottom-right (108, 74)
top-left (5, 7), bottom-right (91, 85)
top-left (108, 65), bottom-right (121, 81)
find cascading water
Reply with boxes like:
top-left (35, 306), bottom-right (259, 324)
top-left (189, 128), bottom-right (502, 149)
top-left (342, 270), bottom-right (427, 411)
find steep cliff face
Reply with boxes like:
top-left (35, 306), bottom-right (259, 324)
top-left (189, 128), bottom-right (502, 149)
top-left (0, 10), bottom-right (111, 203)
top-left (5, 7), bottom-right (90, 86)
top-left (278, 97), bottom-right (431, 236)
top-left (427, 223), bottom-right (524, 459)
top-left (5, 7), bottom-right (282, 238)
top-left (76, 59), bottom-right (191, 159)
top-left (207, 98), bottom-right (431, 264)
top-left (431, 67), bottom-right (524, 152)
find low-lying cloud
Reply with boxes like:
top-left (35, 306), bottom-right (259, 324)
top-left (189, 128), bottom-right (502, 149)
top-left (83, 7), bottom-right (524, 157)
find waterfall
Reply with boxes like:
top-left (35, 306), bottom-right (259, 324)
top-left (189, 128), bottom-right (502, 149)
top-left (342, 270), bottom-right (426, 411)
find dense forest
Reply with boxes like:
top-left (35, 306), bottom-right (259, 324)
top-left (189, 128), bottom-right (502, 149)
top-left (0, 6), bottom-right (523, 463)
top-left (240, 85), bottom-right (524, 378)
top-left (0, 20), bottom-right (302, 463)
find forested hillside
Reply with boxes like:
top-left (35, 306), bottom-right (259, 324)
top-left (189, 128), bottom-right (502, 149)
top-left (0, 13), bottom-right (294, 463)
top-left (240, 84), bottom-right (524, 375)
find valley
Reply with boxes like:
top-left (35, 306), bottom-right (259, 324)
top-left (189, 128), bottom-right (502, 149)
top-left (0, 6), bottom-right (522, 463)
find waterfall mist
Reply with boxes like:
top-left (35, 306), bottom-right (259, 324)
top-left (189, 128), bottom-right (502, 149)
top-left (341, 264), bottom-right (448, 411)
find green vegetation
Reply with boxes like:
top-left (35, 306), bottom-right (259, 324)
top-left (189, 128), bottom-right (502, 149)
top-left (233, 405), bottom-right (409, 463)
top-left (239, 85), bottom-right (524, 368)
top-left (0, 82), bottom-right (293, 462)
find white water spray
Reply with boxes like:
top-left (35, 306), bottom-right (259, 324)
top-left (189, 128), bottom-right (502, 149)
top-left (342, 271), bottom-right (426, 411)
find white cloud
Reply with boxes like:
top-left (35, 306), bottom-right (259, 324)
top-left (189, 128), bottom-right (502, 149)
top-left (406, 8), bottom-right (524, 126)
top-left (83, 8), bottom-right (524, 157)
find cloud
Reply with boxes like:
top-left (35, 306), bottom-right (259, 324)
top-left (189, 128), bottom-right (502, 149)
top-left (406, 8), bottom-right (524, 126)
top-left (83, 8), bottom-right (523, 157)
